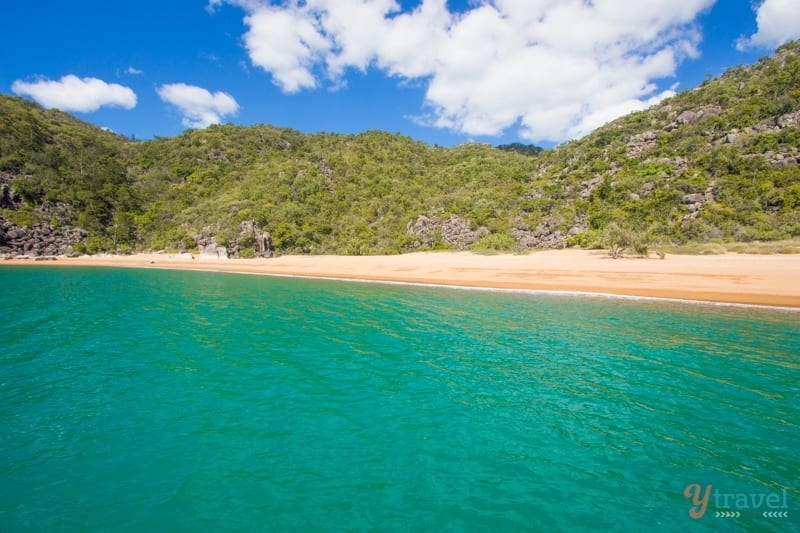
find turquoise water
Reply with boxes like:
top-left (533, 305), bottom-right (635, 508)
top-left (0, 266), bottom-right (798, 532)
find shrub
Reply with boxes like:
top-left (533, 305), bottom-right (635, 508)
top-left (632, 238), bottom-right (649, 257)
top-left (471, 232), bottom-right (515, 252)
top-left (734, 226), bottom-right (759, 242)
top-left (1, 206), bottom-right (37, 227)
top-left (604, 223), bottom-right (632, 258)
top-left (567, 230), bottom-right (603, 249)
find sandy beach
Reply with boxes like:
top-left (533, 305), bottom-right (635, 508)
top-left (4, 249), bottom-right (799, 308)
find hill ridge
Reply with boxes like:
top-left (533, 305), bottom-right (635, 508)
top-left (1, 41), bottom-right (798, 256)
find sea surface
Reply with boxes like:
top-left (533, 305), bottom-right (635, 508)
top-left (1, 266), bottom-right (798, 532)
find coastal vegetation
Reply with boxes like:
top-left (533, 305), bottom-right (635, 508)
top-left (1, 41), bottom-right (799, 257)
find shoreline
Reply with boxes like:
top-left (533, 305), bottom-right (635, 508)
top-left (3, 250), bottom-right (799, 309)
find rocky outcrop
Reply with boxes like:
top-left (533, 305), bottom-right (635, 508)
top-left (664, 105), bottom-right (722, 131)
top-left (229, 220), bottom-right (273, 258)
top-left (682, 193), bottom-right (705, 205)
top-left (746, 110), bottom-right (800, 135)
top-left (579, 176), bottom-right (605, 198)
top-left (195, 221), bottom-right (274, 259)
top-left (253, 228), bottom-right (273, 257)
top-left (630, 106), bottom-right (798, 159)
top-left (195, 226), bottom-right (228, 259)
top-left (627, 131), bottom-right (660, 157)
top-left (627, 106), bottom-right (725, 156)
top-left (407, 214), bottom-right (488, 250)
top-left (0, 173), bottom-right (17, 209)
top-left (198, 242), bottom-right (228, 259)
top-left (627, 105), bottom-right (724, 155)
top-left (713, 111), bottom-right (800, 152)
top-left (0, 218), bottom-right (87, 257)
top-left (681, 187), bottom-right (716, 219)
top-left (654, 157), bottom-right (689, 176)
top-left (763, 151), bottom-right (800, 165)
top-left (0, 175), bottom-right (86, 256)
top-left (512, 217), bottom-right (586, 251)
top-left (638, 182), bottom-right (656, 198)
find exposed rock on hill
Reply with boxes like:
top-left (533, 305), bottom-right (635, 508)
top-left (407, 215), bottom-right (489, 250)
top-left (0, 173), bottom-right (17, 209)
top-left (0, 218), bottom-right (86, 257)
top-left (229, 221), bottom-right (273, 258)
top-left (195, 227), bottom-right (229, 259)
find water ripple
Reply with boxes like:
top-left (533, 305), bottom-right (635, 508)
top-left (0, 267), bottom-right (797, 531)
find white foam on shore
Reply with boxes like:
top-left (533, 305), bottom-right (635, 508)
top-left (141, 264), bottom-right (800, 313)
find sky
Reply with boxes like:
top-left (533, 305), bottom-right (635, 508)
top-left (2, 0), bottom-right (799, 148)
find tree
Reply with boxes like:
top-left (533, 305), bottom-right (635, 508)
top-left (604, 223), bottom-right (632, 258)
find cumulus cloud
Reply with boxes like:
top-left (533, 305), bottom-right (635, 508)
top-left (242, 6), bottom-right (330, 92)
top-left (156, 83), bottom-right (239, 129)
top-left (11, 75), bottom-right (137, 112)
top-left (217, 0), bottom-right (717, 142)
top-left (736, 0), bottom-right (800, 51)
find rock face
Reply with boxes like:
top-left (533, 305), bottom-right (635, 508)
top-left (407, 214), bottom-right (488, 250)
top-left (196, 226), bottom-right (229, 259)
top-left (0, 218), bottom-right (87, 257)
top-left (0, 174), bottom-right (85, 257)
top-left (254, 230), bottom-right (272, 257)
top-left (681, 187), bottom-right (716, 219)
top-left (0, 185), bottom-right (16, 209)
top-left (198, 242), bottom-right (228, 259)
top-left (579, 176), bottom-right (605, 198)
top-left (0, 173), bottom-right (18, 210)
top-left (233, 220), bottom-right (273, 258)
top-left (626, 107), bottom-right (725, 156)
top-left (761, 150), bottom-right (800, 166)
top-left (627, 131), bottom-right (660, 157)
top-left (195, 221), bottom-right (274, 259)
top-left (664, 105), bottom-right (722, 131)
top-left (512, 216), bottom-right (587, 251)
top-left (681, 193), bottom-right (705, 204)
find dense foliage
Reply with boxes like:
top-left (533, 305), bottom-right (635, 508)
top-left (496, 143), bottom-right (544, 157)
top-left (1, 42), bottom-right (799, 256)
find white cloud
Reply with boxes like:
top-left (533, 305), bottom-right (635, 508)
top-left (242, 6), bottom-right (330, 92)
top-left (156, 83), bottom-right (239, 129)
top-left (11, 75), bottom-right (137, 112)
top-left (736, 0), bottom-right (800, 51)
top-left (218, 0), bottom-right (717, 143)
top-left (126, 66), bottom-right (143, 75)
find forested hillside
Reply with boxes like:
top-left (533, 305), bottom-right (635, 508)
top-left (1, 41), bottom-right (799, 257)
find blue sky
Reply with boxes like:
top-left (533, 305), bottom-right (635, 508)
top-left (2, 0), bottom-right (798, 147)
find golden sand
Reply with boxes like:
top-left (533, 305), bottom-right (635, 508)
top-left (5, 249), bottom-right (800, 308)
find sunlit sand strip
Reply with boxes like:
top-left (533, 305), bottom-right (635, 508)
top-left (3, 249), bottom-right (799, 309)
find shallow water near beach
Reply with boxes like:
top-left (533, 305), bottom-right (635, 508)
top-left (1, 266), bottom-right (798, 531)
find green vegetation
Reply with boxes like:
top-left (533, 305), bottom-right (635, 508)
top-left (665, 238), bottom-right (800, 255)
top-left (496, 143), bottom-right (544, 157)
top-left (1, 41), bottom-right (799, 256)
